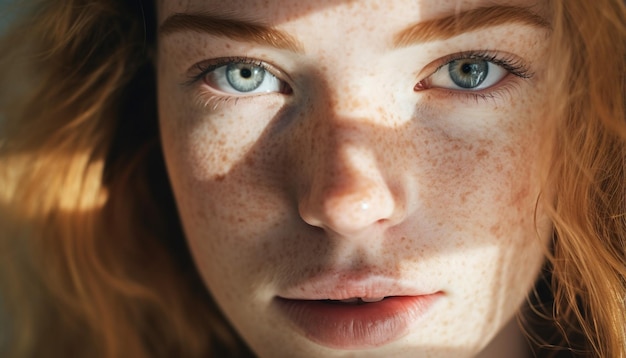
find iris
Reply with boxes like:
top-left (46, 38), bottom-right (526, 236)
top-left (448, 59), bottom-right (489, 88)
top-left (226, 63), bottom-right (266, 92)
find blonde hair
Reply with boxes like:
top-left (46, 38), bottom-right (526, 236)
top-left (0, 0), bottom-right (624, 357)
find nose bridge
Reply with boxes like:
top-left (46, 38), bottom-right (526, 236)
top-left (326, 67), bottom-right (381, 121)
top-left (296, 96), bottom-right (403, 237)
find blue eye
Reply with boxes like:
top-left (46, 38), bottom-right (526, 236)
top-left (414, 50), bottom-right (534, 94)
top-left (202, 60), bottom-right (287, 94)
top-left (226, 63), bottom-right (267, 92)
top-left (448, 59), bottom-right (490, 88)
top-left (427, 58), bottom-right (508, 90)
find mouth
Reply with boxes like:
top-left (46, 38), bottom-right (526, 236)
top-left (274, 293), bottom-right (442, 349)
top-left (323, 296), bottom-right (386, 304)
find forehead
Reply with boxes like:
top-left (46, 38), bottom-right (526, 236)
top-left (157, 0), bottom-right (546, 25)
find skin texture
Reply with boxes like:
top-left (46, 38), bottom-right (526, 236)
top-left (157, 0), bottom-right (553, 356)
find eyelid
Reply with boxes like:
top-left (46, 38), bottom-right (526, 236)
top-left (413, 50), bottom-right (533, 104)
top-left (185, 56), bottom-right (289, 88)
top-left (417, 50), bottom-right (532, 84)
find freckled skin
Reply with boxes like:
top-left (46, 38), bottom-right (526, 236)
top-left (157, 0), bottom-right (552, 357)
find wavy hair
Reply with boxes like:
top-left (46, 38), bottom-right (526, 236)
top-left (529, 1), bottom-right (626, 356)
top-left (0, 1), bottom-right (246, 357)
top-left (0, 0), bottom-right (624, 357)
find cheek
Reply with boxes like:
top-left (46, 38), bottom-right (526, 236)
top-left (398, 99), bottom-right (542, 241)
top-left (393, 106), bottom-right (549, 344)
top-left (158, 91), bottom-right (296, 292)
top-left (427, 133), bottom-right (532, 233)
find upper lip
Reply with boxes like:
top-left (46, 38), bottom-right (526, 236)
top-left (277, 271), bottom-right (439, 301)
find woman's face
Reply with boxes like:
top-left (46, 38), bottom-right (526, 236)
top-left (157, 0), bottom-right (552, 356)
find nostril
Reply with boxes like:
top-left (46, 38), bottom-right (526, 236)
top-left (298, 179), bottom-right (400, 236)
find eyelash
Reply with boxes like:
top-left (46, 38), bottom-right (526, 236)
top-left (438, 50), bottom-right (531, 78)
top-left (186, 57), bottom-right (286, 109)
top-left (188, 57), bottom-right (272, 83)
top-left (418, 50), bottom-right (533, 102)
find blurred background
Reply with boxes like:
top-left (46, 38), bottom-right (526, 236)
top-left (0, 0), bottom-right (18, 32)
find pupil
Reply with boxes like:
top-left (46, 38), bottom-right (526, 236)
top-left (462, 63), bottom-right (473, 74)
top-left (240, 68), bottom-right (252, 78)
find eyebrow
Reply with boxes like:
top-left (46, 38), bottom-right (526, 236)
top-left (393, 6), bottom-right (550, 48)
top-left (159, 5), bottom-right (549, 53)
top-left (159, 13), bottom-right (304, 53)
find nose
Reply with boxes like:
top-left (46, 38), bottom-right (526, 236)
top-left (297, 123), bottom-right (403, 237)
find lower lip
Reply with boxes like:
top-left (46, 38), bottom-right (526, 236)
top-left (275, 293), bottom-right (442, 349)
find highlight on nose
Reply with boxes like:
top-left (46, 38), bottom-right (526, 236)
top-left (298, 169), bottom-right (399, 236)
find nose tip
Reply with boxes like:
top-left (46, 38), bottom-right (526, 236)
top-left (298, 163), bottom-right (400, 236)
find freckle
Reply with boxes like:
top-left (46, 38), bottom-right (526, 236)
top-left (476, 149), bottom-right (488, 159)
top-left (245, 154), bottom-right (256, 166)
top-left (512, 187), bottom-right (530, 205)
top-left (479, 139), bottom-right (494, 147)
top-left (349, 97), bottom-right (363, 111)
top-left (490, 224), bottom-right (502, 235)
top-left (214, 174), bottom-right (225, 182)
top-left (504, 145), bottom-right (516, 157)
